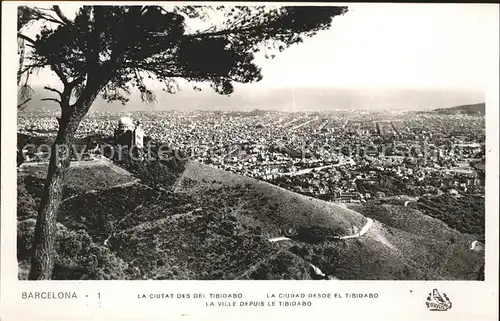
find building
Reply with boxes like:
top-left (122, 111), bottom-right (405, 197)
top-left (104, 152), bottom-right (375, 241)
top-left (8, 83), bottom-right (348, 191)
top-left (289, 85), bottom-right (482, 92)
top-left (118, 116), bottom-right (135, 132)
top-left (115, 117), bottom-right (144, 149)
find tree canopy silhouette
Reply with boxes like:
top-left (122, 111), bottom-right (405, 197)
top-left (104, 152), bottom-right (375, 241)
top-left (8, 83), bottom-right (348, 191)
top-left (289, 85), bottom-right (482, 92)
top-left (17, 5), bottom-right (348, 280)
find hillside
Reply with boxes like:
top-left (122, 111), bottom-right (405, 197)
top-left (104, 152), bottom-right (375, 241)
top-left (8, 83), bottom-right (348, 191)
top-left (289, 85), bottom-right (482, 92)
top-left (17, 161), bottom-right (316, 280)
top-left (433, 102), bottom-right (485, 115)
top-left (174, 163), bottom-right (484, 280)
top-left (18, 159), bottom-right (138, 221)
top-left (174, 161), bottom-right (366, 238)
top-left (353, 203), bottom-right (483, 279)
top-left (17, 158), bottom-right (484, 280)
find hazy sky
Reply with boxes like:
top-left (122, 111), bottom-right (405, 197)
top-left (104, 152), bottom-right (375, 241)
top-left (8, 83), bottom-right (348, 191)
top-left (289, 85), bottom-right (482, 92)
top-left (255, 3), bottom-right (498, 90)
top-left (19, 3), bottom-right (498, 110)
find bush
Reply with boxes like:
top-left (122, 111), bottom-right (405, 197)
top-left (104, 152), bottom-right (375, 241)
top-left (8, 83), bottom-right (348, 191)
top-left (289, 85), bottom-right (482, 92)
top-left (17, 218), bottom-right (132, 280)
top-left (416, 195), bottom-right (484, 238)
top-left (110, 144), bottom-right (186, 190)
top-left (17, 182), bottom-right (38, 220)
top-left (54, 228), bottom-right (132, 280)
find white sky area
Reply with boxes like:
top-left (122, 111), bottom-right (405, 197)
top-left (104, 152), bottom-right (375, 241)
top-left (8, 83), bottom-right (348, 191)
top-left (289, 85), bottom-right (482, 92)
top-left (256, 3), bottom-right (498, 90)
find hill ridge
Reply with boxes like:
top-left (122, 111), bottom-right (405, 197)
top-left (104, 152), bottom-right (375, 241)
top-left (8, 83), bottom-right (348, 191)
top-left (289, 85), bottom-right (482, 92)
top-left (433, 102), bottom-right (485, 115)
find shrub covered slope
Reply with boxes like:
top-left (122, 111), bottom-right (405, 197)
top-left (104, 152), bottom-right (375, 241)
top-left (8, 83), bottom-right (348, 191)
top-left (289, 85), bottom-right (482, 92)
top-left (18, 158), bottom-right (484, 280)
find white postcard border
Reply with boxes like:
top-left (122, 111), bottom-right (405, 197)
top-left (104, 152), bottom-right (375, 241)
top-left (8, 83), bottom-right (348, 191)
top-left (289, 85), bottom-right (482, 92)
top-left (1, 2), bottom-right (499, 321)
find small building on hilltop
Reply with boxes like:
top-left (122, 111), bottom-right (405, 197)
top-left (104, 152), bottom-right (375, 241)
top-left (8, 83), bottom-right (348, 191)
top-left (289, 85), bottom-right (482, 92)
top-left (114, 116), bottom-right (144, 149)
top-left (118, 116), bottom-right (135, 132)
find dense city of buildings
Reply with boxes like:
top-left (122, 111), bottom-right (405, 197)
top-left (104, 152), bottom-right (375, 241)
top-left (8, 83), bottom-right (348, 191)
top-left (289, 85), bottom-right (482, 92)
top-left (18, 108), bottom-right (485, 201)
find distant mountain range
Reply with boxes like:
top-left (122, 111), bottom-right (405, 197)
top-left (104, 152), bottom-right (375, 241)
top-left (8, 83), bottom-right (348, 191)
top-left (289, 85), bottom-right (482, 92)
top-left (19, 86), bottom-right (484, 112)
top-left (432, 103), bottom-right (485, 115)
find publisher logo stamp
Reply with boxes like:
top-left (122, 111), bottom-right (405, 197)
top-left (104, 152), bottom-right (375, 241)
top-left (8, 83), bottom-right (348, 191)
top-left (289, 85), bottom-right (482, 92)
top-left (426, 289), bottom-right (452, 311)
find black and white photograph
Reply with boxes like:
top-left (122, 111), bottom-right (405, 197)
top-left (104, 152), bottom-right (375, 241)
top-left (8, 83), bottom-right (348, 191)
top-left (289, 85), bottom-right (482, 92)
top-left (10, 2), bottom-right (494, 284)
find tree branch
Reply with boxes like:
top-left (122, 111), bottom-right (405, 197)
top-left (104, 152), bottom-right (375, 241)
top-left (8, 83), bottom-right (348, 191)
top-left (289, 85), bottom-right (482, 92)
top-left (69, 75), bottom-right (86, 87)
top-left (32, 7), bottom-right (69, 26)
top-left (184, 26), bottom-right (253, 40)
top-left (52, 6), bottom-right (72, 25)
top-left (19, 64), bottom-right (36, 77)
top-left (41, 97), bottom-right (61, 104)
top-left (38, 14), bottom-right (66, 26)
top-left (18, 33), bottom-right (36, 45)
top-left (17, 98), bottom-right (32, 110)
top-left (51, 64), bottom-right (68, 85)
top-left (43, 86), bottom-right (63, 97)
top-left (133, 64), bottom-right (183, 78)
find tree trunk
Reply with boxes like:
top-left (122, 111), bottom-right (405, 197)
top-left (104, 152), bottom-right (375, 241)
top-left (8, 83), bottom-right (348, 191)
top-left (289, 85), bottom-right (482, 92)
top-left (28, 86), bottom-right (99, 280)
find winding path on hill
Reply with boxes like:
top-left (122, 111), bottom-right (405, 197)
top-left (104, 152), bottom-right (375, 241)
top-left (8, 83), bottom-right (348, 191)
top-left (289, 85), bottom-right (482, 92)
top-left (335, 218), bottom-right (374, 240)
top-left (268, 217), bottom-right (374, 243)
top-left (269, 236), bottom-right (292, 243)
top-left (470, 240), bottom-right (484, 252)
top-left (59, 180), bottom-right (140, 204)
top-left (268, 217), bottom-right (374, 279)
